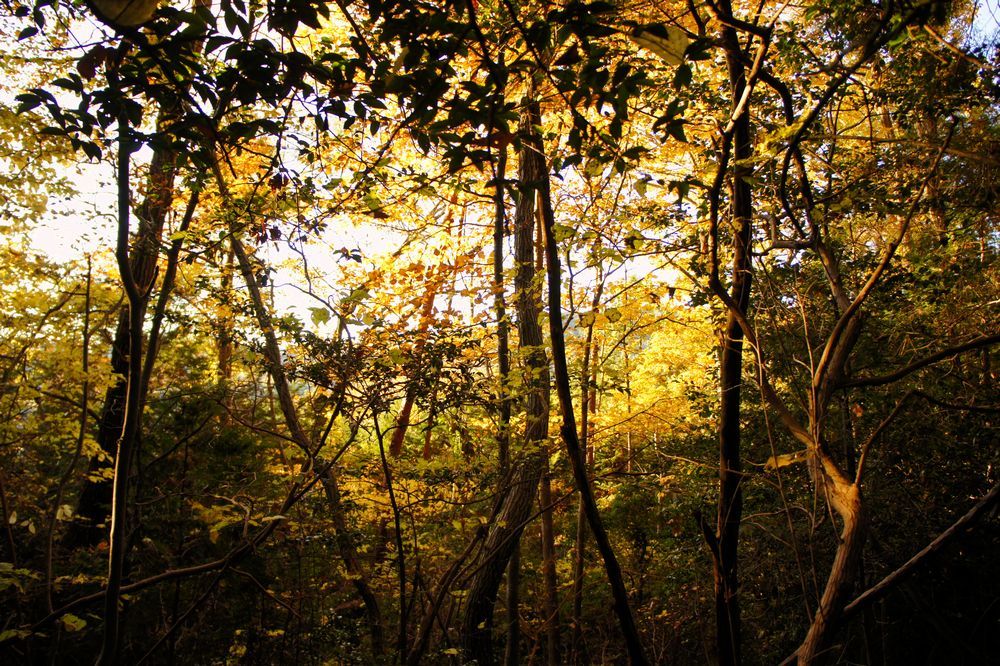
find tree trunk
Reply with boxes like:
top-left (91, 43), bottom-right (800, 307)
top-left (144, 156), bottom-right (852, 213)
top-left (796, 469), bottom-right (864, 664)
top-left (539, 453), bottom-right (561, 666)
top-left (219, 165), bottom-right (387, 657)
top-left (533, 100), bottom-right (649, 664)
top-left (389, 278), bottom-right (439, 457)
top-left (69, 106), bottom-right (182, 547)
top-left (461, 100), bottom-right (550, 665)
top-left (711, 3), bottom-right (753, 662)
top-left (572, 278), bottom-right (603, 665)
top-left (493, 144), bottom-right (522, 666)
top-left (98, 108), bottom-right (152, 666)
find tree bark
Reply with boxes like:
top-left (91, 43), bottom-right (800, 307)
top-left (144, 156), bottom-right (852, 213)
top-left (461, 100), bottom-right (550, 665)
top-left (711, 3), bottom-right (754, 660)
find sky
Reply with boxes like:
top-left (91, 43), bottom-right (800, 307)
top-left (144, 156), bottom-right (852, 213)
top-left (6, 0), bottom-right (1000, 323)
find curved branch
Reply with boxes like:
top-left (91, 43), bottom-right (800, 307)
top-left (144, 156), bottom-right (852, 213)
top-left (842, 333), bottom-right (1000, 388)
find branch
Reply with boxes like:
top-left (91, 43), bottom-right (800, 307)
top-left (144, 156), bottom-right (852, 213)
top-left (841, 333), bottom-right (1000, 388)
top-left (812, 125), bottom-right (955, 398)
top-left (842, 481), bottom-right (1000, 620)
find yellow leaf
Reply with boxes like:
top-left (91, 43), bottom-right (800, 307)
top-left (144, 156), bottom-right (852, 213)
top-left (629, 25), bottom-right (689, 66)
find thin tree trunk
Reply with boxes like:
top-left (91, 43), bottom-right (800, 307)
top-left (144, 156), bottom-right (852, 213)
top-left (539, 453), bottom-right (560, 666)
top-left (709, 4), bottom-right (753, 662)
top-left (389, 192), bottom-right (460, 458)
top-left (493, 144), bottom-right (522, 666)
top-left (494, 145), bottom-right (511, 471)
top-left (571, 277), bottom-right (603, 665)
top-left (461, 99), bottom-right (550, 665)
top-left (796, 468), bottom-right (864, 665)
top-left (374, 417), bottom-right (407, 662)
top-left (504, 545), bottom-right (521, 666)
top-left (69, 103), bottom-right (184, 548)
top-left (98, 108), bottom-right (149, 666)
top-left (389, 277), bottom-right (439, 457)
top-left (532, 98), bottom-right (648, 665)
top-left (215, 160), bottom-right (387, 657)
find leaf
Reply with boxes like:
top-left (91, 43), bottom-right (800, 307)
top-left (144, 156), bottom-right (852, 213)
top-left (309, 307), bottom-right (330, 326)
top-left (579, 312), bottom-right (597, 327)
top-left (552, 223), bottom-right (576, 241)
top-left (629, 25), bottom-right (689, 66)
top-left (59, 614), bottom-right (86, 632)
top-left (605, 308), bottom-right (623, 323)
top-left (0, 629), bottom-right (31, 643)
top-left (343, 287), bottom-right (371, 304)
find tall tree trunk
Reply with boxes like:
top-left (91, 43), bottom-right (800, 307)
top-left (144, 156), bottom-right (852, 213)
top-left (461, 100), bottom-right (550, 666)
top-left (709, 4), bottom-right (753, 663)
top-left (98, 108), bottom-right (150, 666)
top-left (533, 100), bottom-right (648, 665)
top-left (215, 162), bottom-right (387, 658)
top-left (492, 145), bottom-right (523, 666)
top-left (494, 145), bottom-right (511, 473)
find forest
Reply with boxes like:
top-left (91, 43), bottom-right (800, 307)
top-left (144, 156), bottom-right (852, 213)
top-left (0, 0), bottom-right (998, 663)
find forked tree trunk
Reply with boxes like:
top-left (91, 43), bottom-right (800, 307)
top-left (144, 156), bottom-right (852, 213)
top-left (461, 99), bottom-right (550, 665)
top-left (69, 107), bottom-right (183, 547)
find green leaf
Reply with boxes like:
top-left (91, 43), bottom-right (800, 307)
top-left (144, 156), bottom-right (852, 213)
top-left (0, 629), bottom-right (31, 643)
top-left (552, 223), bottom-right (576, 241)
top-left (344, 287), bottom-right (371, 304)
top-left (309, 307), bottom-right (330, 326)
top-left (59, 613), bottom-right (86, 632)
